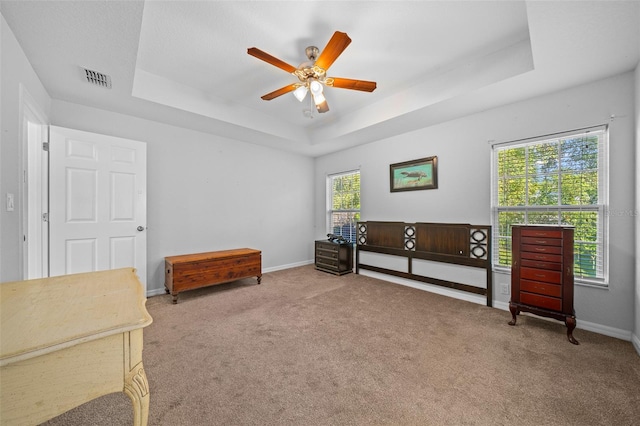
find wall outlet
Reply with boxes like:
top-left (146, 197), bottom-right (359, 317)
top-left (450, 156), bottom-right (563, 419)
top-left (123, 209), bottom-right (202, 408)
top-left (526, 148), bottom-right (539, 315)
top-left (500, 283), bottom-right (509, 295)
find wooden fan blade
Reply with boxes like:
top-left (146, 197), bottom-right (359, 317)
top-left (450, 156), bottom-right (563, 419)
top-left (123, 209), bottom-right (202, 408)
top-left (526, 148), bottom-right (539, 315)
top-left (314, 31), bottom-right (351, 71)
top-left (316, 99), bottom-right (329, 113)
top-left (329, 77), bottom-right (377, 92)
top-left (248, 47), bottom-right (297, 74)
top-left (261, 84), bottom-right (297, 101)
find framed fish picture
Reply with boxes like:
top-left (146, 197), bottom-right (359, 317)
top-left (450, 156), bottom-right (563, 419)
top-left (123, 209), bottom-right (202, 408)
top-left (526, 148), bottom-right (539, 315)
top-left (390, 156), bottom-right (438, 192)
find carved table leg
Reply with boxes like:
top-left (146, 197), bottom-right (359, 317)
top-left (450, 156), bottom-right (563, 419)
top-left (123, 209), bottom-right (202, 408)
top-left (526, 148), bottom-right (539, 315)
top-left (124, 362), bottom-right (150, 426)
top-left (257, 275), bottom-right (262, 285)
top-left (508, 302), bottom-right (518, 326)
top-left (171, 292), bottom-right (178, 304)
top-left (565, 316), bottom-right (579, 345)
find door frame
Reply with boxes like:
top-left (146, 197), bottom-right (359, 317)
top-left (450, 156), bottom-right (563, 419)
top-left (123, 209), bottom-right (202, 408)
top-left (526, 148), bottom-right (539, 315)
top-left (19, 84), bottom-right (49, 279)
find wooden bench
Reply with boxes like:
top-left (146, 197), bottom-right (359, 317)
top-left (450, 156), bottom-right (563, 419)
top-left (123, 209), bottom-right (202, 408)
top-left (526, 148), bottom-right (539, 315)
top-left (164, 248), bottom-right (261, 304)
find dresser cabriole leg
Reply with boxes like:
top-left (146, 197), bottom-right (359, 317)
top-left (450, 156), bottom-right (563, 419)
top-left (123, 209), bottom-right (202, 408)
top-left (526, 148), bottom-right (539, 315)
top-left (508, 302), bottom-right (518, 326)
top-left (566, 316), bottom-right (579, 345)
top-left (124, 362), bottom-right (150, 426)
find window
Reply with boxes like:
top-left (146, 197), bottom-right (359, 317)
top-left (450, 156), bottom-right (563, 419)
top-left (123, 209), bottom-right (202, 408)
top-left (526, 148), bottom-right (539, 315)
top-left (491, 126), bottom-right (608, 285)
top-left (328, 170), bottom-right (360, 244)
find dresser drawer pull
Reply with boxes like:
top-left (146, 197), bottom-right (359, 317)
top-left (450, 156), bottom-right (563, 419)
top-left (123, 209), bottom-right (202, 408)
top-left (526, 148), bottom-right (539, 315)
top-left (535, 247), bottom-right (546, 251)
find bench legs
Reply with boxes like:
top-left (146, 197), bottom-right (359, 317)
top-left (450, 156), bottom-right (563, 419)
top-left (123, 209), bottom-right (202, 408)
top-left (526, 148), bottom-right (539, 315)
top-left (166, 275), bottom-right (261, 304)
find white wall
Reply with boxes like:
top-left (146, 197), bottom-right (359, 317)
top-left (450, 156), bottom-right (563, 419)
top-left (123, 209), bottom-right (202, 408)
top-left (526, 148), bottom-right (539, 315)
top-left (0, 14), bottom-right (51, 282)
top-left (315, 72), bottom-right (636, 338)
top-left (50, 100), bottom-right (315, 295)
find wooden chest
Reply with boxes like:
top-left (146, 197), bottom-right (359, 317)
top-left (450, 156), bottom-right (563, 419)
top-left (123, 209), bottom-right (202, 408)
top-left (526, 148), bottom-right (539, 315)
top-left (165, 248), bottom-right (261, 303)
top-left (315, 240), bottom-right (353, 275)
top-left (508, 226), bottom-right (577, 344)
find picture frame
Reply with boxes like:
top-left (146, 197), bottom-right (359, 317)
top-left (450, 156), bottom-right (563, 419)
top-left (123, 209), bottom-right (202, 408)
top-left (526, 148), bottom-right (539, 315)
top-left (390, 156), bottom-right (438, 192)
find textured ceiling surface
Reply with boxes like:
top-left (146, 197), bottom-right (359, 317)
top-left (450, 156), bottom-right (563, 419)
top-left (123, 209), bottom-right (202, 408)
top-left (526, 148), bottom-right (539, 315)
top-left (1, 1), bottom-right (639, 156)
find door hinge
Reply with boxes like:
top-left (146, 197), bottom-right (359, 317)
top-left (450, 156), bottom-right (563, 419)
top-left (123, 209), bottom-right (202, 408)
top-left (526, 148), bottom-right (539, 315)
top-left (42, 212), bottom-right (49, 222)
top-left (42, 142), bottom-right (49, 151)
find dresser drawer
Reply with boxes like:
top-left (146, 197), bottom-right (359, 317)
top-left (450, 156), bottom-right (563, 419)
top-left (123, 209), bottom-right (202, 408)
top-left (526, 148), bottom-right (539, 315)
top-left (521, 236), bottom-right (561, 246)
top-left (521, 267), bottom-right (561, 284)
top-left (520, 279), bottom-right (562, 298)
top-left (521, 259), bottom-right (562, 271)
top-left (520, 251), bottom-right (562, 263)
top-left (521, 229), bottom-right (563, 239)
top-left (521, 291), bottom-right (562, 311)
top-left (521, 244), bottom-right (562, 255)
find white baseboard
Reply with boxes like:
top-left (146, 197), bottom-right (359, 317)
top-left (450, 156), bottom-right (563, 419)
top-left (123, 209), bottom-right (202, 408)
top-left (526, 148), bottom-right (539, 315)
top-left (263, 259), bottom-right (314, 273)
top-left (632, 333), bottom-right (640, 356)
top-left (576, 318), bottom-right (632, 341)
top-left (147, 287), bottom-right (168, 297)
top-left (493, 300), bottom-right (510, 311)
top-left (479, 297), bottom-right (633, 342)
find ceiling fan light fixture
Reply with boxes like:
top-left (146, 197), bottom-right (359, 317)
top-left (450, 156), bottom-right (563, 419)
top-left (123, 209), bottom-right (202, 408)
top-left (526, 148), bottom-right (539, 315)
top-left (248, 31), bottom-right (376, 115)
top-left (312, 91), bottom-right (326, 106)
top-left (309, 79), bottom-right (323, 95)
top-left (315, 99), bottom-right (329, 113)
top-left (293, 85), bottom-right (308, 102)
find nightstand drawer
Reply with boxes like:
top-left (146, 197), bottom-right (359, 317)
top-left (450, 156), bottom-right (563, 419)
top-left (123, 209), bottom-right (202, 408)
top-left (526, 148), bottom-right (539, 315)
top-left (521, 279), bottom-right (562, 298)
top-left (316, 242), bottom-right (339, 252)
top-left (521, 291), bottom-right (562, 311)
top-left (316, 257), bottom-right (339, 268)
top-left (521, 267), bottom-right (561, 284)
top-left (316, 249), bottom-right (339, 259)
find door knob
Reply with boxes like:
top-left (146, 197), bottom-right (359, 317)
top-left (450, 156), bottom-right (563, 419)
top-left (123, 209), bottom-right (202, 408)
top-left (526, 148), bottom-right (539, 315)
top-left (137, 226), bottom-right (145, 232)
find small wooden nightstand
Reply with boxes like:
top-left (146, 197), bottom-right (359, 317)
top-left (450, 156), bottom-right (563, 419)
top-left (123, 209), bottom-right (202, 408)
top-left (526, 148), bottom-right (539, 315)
top-left (315, 240), bottom-right (353, 275)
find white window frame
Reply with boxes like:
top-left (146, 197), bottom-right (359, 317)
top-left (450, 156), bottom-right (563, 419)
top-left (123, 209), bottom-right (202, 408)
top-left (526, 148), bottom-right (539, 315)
top-left (327, 170), bottom-right (360, 244)
top-left (491, 125), bottom-right (609, 287)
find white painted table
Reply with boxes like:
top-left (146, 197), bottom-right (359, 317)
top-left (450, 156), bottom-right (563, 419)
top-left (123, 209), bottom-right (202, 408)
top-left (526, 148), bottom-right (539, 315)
top-left (0, 268), bottom-right (153, 425)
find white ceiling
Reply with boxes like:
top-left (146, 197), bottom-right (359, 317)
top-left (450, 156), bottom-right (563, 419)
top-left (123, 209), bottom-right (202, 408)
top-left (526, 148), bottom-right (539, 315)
top-left (2, 1), bottom-right (639, 157)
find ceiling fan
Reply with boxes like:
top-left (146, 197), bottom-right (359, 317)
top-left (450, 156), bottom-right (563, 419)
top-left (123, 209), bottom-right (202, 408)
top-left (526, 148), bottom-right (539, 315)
top-left (247, 31), bottom-right (377, 114)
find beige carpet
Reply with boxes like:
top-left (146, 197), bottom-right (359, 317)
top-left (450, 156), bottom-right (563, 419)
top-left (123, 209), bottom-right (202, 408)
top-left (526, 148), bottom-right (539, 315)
top-left (43, 265), bottom-right (639, 425)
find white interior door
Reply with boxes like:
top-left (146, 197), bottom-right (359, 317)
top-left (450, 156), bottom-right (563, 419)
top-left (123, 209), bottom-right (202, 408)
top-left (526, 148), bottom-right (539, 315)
top-left (49, 126), bottom-right (147, 291)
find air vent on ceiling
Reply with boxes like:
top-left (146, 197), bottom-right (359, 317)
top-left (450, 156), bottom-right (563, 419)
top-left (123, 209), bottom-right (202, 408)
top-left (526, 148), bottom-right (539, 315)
top-left (83, 68), bottom-right (112, 89)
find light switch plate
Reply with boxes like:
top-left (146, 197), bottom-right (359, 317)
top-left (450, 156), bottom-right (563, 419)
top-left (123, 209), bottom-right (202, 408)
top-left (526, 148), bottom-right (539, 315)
top-left (6, 193), bottom-right (14, 211)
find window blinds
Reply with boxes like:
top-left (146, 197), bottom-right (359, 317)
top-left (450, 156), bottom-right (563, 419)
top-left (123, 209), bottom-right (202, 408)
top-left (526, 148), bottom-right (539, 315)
top-left (492, 125), bottom-right (608, 283)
